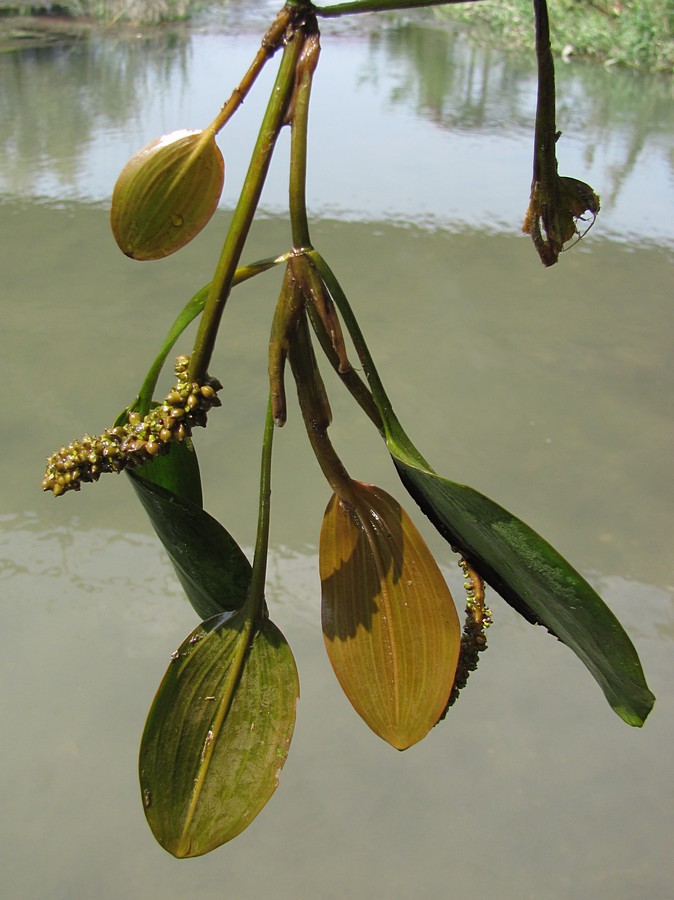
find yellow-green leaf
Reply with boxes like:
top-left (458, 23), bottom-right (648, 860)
top-left (111, 129), bottom-right (224, 261)
top-left (139, 611), bottom-right (299, 857)
top-left (320, 482), bottom-right (460, 750)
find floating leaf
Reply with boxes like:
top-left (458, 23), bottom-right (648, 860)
top-left (128, 469), bottom-right (251, 620)
top-left (111, 129), bottom-right (224, 261)
top-left (320, 481), bottom-right (460, 750)
top-left (383, 421), bottom-right (654, 727)
top-left (140, 611), bottom-right (299, 857)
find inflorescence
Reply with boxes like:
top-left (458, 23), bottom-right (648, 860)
top-left (42, 356), bottom-right (222, 497)
top-left (443, 558), bottom-right (493, 713)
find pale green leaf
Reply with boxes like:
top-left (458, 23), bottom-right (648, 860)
top-left (140, 612), bottom-right (299, 857)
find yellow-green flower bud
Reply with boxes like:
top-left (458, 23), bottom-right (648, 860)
top-left (110, 129), bottom-right (224, 261)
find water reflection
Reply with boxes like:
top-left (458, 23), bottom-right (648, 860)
top-left (1, 509), bottom-right (671, 899)
top-left (1, 10), bottom-right (673, 898)
top-left (369, 23), bottom-right (535, 133)
top-left (366, 21), bottom-right (674, 238)
top-left (0, 30), bottom-right (192, 197)
top-left (374, 19), bottom-right (674, 145)
top-left (0, 13), bottom-right (671, 243)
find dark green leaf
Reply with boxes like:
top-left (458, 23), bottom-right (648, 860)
top-left (140, 612), bottom-right (299, 857)
top-left (134, 438), bottom-right (203, 507)
top-left (128, 468), bottom-right (251, 619)
top-left (386, 429), bottom-right (654, 727)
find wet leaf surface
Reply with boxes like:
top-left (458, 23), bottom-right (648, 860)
top-left (320, 481), bottom-right (461, 749)
top-left (140, 612), bottom-right (299, 857)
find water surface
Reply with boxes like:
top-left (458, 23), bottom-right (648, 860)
top-left (1, 7), bottom-right (672, 899)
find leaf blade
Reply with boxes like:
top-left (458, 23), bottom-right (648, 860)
top-left (320, 482), bottom-right (461, 749)
top-left (389, 446), bottom-right (655, 727)
top-left (140, 613), bottom-right (299, 857)
top-left (133, 437), bottom-right (203, 507)
top-left (128, 468), bottom-right (251, 619)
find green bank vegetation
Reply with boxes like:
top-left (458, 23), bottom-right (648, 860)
top-left (0, 0), bottom-right (191, 29)
top-left (1, 1), bottom-right (672, 71)
top-left (438, 0), bottom-right (674, 73)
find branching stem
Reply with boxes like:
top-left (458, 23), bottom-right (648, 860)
top-left (289, 312), bottom-right (358, 505)
top-left (316, 0), bottom-right (485, 18)
top-left (289, 23), bottom-right (320, 249)
top-left (246, 396), bottom-right (277, 626)
top-left (189, 30), bottom-right (305, 383)
top-left (205, 6), bottom-right (294, 138)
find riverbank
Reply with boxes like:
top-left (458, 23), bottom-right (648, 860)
top-left (435, 0), bottom-right (673, 73)
top-left (1, 1), bottom-right (672, 72)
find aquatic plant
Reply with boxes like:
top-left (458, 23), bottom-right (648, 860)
top-left (43, 0), bottom-right (653, 857)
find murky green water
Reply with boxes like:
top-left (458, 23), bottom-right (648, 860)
top-left (1, 6), bottom-right (673, 898)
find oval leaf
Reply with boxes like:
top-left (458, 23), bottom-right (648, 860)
top-left (140, 612), bottom-right (299, 857)
top-left (320, 482), bottom-right (460, 750)
top-left (128, 468), bottom-right (251, 619)
top-left (111, 129), bottom-right (224, 261)
top-left (386, 435), bottom-right (655, 727)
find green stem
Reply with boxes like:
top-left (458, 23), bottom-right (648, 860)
top-left (289, 311), bottom-right (357, 504)
top-left (205, 5), bottom-right (293, 138)
top-left (289, 25), bottom-right (320, 249)
top-left (189, 30), bottom-right (305, 384)
top-left (268, 264), bottom-right (305, 425)
top-left (288, 254), bottom-right (350, 373)
top-left (307, 249), bottom-right (429, 468)
top-left (304, 296), bottom-right (382, 429)
top-left (188, 395), bottom-right (277, 836)
top-left (306, 251), bottom-right (393, 428)
top-left (246, 396), bottom-right (276, 626)
top-left (315, 0), bottom-right (485, 18)
top-left (130, 255), bottom-right (290, 418)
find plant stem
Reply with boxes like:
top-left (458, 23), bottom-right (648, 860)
top-left (132, 255), bottom-right (290, 417)
top-left (289, 312), bottom-right (357, 505)
top-left (524, 0), bottom-right (564, 266)
top-left (189, 30), bottom-right (305, 384)
top-left (246, 396), bottom-right (276, 625)
top-left (307, 250), bottom-right (429, 468)
top-left (315, 0), bottom-right (485, 18)
top-left (205, 5), bottom-right (293, 138)
top-left (268, 264), bottom-right (306, 425)
top-left (306, 251), bottom-right (392, 427)
top-left (288, 24), bottom-right (320, 249)
top-left (533, 0), bottom-right (558, 198)
top-left (304, 298), bottom-right (383, 428)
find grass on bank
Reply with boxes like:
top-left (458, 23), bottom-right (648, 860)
top-left (437, 0), bottom-right (674, 73)
top-left (0, 0), bottom-right (192, 26)
top-left (1, 0), bottom-right (672, 71)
